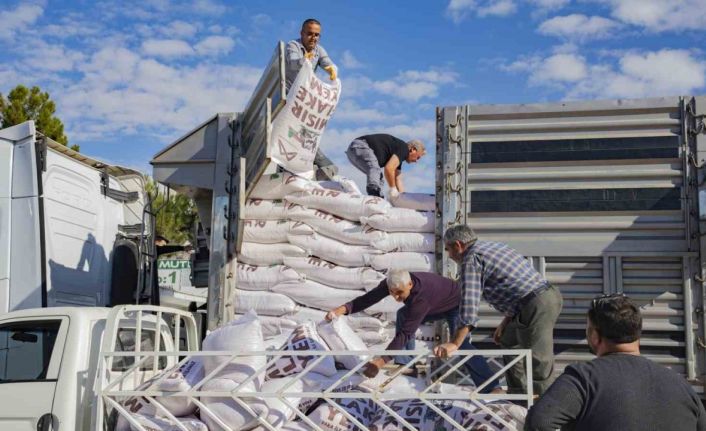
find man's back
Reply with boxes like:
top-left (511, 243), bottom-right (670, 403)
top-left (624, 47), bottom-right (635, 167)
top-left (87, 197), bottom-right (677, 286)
top-left (525, 354), bottom-right (706, 430)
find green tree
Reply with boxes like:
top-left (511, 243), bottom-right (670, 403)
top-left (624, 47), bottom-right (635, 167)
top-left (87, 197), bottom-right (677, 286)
top-left (146, 178), bottom-right (197, 245)
top-left (0, 84), bottom-right (78, 151)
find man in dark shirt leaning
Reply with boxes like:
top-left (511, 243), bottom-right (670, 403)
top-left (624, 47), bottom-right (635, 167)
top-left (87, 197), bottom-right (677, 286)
top-left (326, 269), bottom-right (501, 392)
top-left (525, 294), bottom-right (706, 431)
top-left (345, 133), bottom-right (425, 199)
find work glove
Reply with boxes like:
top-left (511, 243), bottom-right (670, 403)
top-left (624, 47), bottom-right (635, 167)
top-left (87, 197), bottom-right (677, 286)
top-left (304, 51), bottom-right (315, 60)
top-left (323, 65), bottom-right (337, 81)
top-left (388, 187), bottom-right (400, 202)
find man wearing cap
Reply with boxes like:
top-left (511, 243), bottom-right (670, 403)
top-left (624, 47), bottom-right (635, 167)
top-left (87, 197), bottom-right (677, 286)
top-left (285, 18), bottom-right (338, 181)
top-left (345, 133), bottom-right (425, 199)
top-left (441, 224), bottom-right (563, 396)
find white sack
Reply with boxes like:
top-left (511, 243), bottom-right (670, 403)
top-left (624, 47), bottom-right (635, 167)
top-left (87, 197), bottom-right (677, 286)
top-left (266, 322), bottom-right (337, 379)
top-left (251, 377), bottom-right (305, 430)
top-left (243, 198), bottom-right (288, 220)
top-left (270, 61), bottom-right (341, 177)
top-left (371, 232), bottom-right (435, 253)
top-left (265, 333), bottom-right (292, 351)
top-left (233, 314), bottom-right (299, 338)
top-left (233, 289), bottom-right (298, 316)
top-left (201, 378), bottom-right (268, 431)
top-left (288, 307), bottom-right (326, 323)
top-left (391, 192), bottom-right (436, 211)
top-left (201, 311), bottom-right (266, 381)
top-left (298, 370), bottom-right (366, 413)
top-left (250, 172), bottom-right (311, 200)
top-left (283, 256), bottom-right (384, 290)
top-left (153, 358), bottom-right (205, 416)
top-left (358, 329), bottom-right (393, 346)
top-left (287, 233), bottom-right (379, 267)
top-left (346, 315), bottom-right (386, 331)
top-left (237, 263), bottom-right (302, 291)
top-left (361, 209), bottom-right (434, 233)
top-left (272, 280), bottom-right (400, 314)
top-left (239, 242), bottom-right (307, 266)
top-left (286, 204), bottom-right (384, 245)
top-left (286, 189), bottom-right (389, 222)
top-left (122, 413), bottom-right (208, 431)
top-left (317, 316), bottom-right (368, 370)
top-left (337, 177), bottom-right (362, 195)
top-left (304, 396), bottom-right (378, 431)
top-left (368, 252), bottom-right (435, 272)
top-left (243, 220), bottom-right (313, 244)
top-left (114, 380), bottom-right (157, 431)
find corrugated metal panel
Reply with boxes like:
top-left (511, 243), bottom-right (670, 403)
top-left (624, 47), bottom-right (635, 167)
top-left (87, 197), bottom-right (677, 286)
top-left (436, 96), bottom-right (705, 386)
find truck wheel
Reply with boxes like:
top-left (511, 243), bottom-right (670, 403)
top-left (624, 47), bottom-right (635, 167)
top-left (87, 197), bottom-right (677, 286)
top-left (109, 239), bottom-right (139, 306)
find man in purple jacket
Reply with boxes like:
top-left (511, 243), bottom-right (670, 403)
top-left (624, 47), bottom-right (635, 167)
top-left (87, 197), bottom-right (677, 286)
top-left (326, 269), bottom-right (501, 392)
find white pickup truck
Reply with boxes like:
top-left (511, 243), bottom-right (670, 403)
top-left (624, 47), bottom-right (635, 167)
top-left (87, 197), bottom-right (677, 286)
top-left (0, 305), bottom-right (530, 431)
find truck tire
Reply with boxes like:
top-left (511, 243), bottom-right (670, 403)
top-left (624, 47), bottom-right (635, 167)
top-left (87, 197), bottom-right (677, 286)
top-left (109, 239), bottom-right (139, 306)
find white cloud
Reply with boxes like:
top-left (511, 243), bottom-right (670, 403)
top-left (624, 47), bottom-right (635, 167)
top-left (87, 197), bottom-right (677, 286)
top-left (252, 13), bottom-right (272, 27)
top-left (194, 35), bottom-right (235, 56)
top-left (334, 101), bottom-right (407, 124)
top-left (191, 0), bottom-right (227, 15)
top-left (58, 45), bottom-right (262, 140)
top-left (23, 39), bottom-right (86, 72)
top-left (446, 0), bottom-right (518, 23)
top-left (478, 0), bottom-right (517, 17)
top-left (0, 3), bottom-right (43, 40)
top-left (504, 48), bottom-right (706, 99)
top-left (341, 50), bottom-right (364, 69)
top-left (527, 0), bottom-right (570, 11)
top-left (606, 0), bottom-right (706, 32)
top-left (538, 14), bottom-right (621, 42)
top-left (361, 68), bottom-right (459, 102)
top-left (141, 39), bottom-right (194, 58)
top-left (161, 20), bottom-right (199, 38)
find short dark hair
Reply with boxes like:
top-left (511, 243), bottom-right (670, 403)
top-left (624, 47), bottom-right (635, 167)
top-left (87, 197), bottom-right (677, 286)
top-left (588, 294), bottom-right (642, 344)
top-left (302, 18), bottom-right (321, 29)
top-left (155, 235), bottom-right (168, 244)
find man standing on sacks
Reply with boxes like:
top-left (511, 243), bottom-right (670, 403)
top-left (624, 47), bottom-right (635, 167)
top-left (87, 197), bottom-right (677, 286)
top-left (326, 269), bottom-right (502, 393)
top-left (440, 224), bottom-right (563, 396)
top-left (345, 133), bottom-right (425, 199)
top-left (285, 18), bottom-right (339, 181)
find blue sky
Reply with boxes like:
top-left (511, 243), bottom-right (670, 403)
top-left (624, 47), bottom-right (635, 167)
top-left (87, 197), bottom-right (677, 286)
top-left (1, 0), bottom-right (705, 192)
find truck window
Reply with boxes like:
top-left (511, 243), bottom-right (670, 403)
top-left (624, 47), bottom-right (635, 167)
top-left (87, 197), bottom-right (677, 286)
top-left (0, 320), bottom-right (61, 382)
top-left (112, 328), bottom-right (167, 371)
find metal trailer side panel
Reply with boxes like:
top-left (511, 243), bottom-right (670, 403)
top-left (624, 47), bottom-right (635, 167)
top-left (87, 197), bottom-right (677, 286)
top-left (436, 96), bottom-right (705, 389)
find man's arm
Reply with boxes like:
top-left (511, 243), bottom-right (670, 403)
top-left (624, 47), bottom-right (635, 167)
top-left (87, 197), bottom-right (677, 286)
top-left (343, 281), bottom-right (389, 315)
top-left (524, 367), bottom-right (586, 431)
top-left (285, 40), bottom-right (305, 69)
top-left (394, 170), bottom-right (404, 193)
top-left (384, 155), bottom-right (401, 188)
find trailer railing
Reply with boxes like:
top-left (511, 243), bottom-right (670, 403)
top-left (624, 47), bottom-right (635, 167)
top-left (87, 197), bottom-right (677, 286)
top-left (96, 348), bottom-right (532, 431)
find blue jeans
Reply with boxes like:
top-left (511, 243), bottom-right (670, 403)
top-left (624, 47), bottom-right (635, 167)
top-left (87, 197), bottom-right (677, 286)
top-left (394, 307), bottom-right (500, 392)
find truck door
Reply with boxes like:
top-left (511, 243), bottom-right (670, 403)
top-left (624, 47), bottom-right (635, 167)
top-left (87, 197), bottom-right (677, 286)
top-left (0, 317), bottom-right (68, 430)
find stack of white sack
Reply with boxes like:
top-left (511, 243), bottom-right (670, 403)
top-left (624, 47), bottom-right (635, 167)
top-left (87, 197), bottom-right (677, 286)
top-left (361, 206), bottom-right (436, 272)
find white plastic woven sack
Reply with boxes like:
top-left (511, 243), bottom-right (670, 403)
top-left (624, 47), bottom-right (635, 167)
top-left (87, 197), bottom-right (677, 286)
top-left (237, 263), bottom-right (302, 291)
top-left (250, 172), bottom-right (312, 200)
top-left (358, 328), bottom-right (393, 346)
top-left (369, 399), bottom-right (526, 431)
top-left (371, 232), bottom-right (435, 253)
top-left (283, 256), bottom-right (384, 290)
top-left (243, 198), bottom-right (288, 220)
top-left (288, 307), bottom-right (326, 323)
top-left (316, 180), bottom-right (345, 191)
top-left (298, 370), bottom-right (366, 413)
top-left (201, 378), bottom-right (268, 431)
top-left (201, 311), bottom-right (265, 381)
top-left (269, 61), bottom-right (341, 177)
top-left (233, 289), bottom-right (298, 316)
top-left (233, 313), bottom-right (299, 338)
top-left (251, 376), bottom-right (305, 430)
top-left (304, 396), bottom-right (378, 431)
top-left (266, 322), bottom-right (337, 379)
top-left (114, 380), bottom-right (156, 431)
top-left (286, 204), bottom-right (384, 245)
top-left (272, 280), bottom-right (400, 314)
top-left (369, 252), bottom-right (435, 272)
top-left (346, 315), bottom-right (386, 331)
top-left (286, 189), bottom-right (390, 222)
top-left (361, 208), bottom-right (434, 233)
top-left (287, 233), bottom-right (379, 267)
top-left (120, 413), bottom-right (208, 431)
top-left (318, 316), bottom-right (369, 370)
top-left (153, 358), bottom-right (205, 416)
top-left (391, 192), bottom-right (436, 211)
top-left (243, 220), bottom-right (313, 244)
top-left (337, 177), bottom-right (362, 195)
top-left (238, 242), bottom-right (307, 266)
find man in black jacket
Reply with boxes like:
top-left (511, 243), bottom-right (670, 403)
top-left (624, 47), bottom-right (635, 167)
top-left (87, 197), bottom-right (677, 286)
top-left (525, 294), bottom-right (706, 431)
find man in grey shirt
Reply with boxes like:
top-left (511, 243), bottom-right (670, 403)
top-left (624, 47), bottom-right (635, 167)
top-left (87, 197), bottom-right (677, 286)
top-left (525, 294), bottom-right (706, 431)
top-left (285, 19), bottom-right (338, 180)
